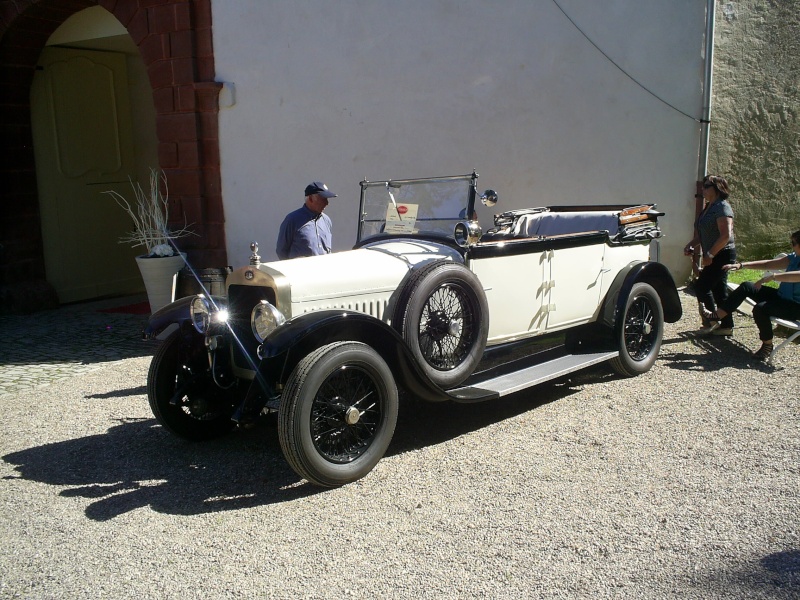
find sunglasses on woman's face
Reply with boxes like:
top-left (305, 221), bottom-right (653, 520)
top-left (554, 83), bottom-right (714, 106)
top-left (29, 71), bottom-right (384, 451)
top-left (703, 183), bottom-right (715, 189)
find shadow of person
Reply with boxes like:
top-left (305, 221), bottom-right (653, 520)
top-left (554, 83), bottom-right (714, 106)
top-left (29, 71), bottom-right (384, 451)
top-left (658, 330), bottom-right (778, 373)
top-left (2, 417), bottom-right (317, 521)
top-left (761, 548), bottom-right (800, 580)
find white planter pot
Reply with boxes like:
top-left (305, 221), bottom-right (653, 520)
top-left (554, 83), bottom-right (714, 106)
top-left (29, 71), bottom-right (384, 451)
top-left (135, 253), bottom-right (187, 313)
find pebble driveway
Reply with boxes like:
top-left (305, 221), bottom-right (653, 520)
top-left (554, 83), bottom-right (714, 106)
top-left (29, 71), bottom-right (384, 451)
top-left (0, 295), bottom-right (160, 397)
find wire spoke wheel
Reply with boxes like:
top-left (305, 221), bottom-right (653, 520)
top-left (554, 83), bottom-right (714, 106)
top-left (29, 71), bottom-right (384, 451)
top-left (623, 296), bottom-right (657, 360)
top-left (418, 283), bottom-right (474, 370)
top-left (311, 364), bottom-right (383, 463)
top-left (279, 342), bottom-right (398, 487)
top-left (147, 331), bottom-right (237, 440)
top-left (609, 282), bottom-right (664, 377)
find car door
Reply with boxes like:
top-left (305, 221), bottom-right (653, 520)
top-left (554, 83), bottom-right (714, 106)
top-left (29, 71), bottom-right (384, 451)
top-left (542, 242), bottom-right (606, 330)
top-left (469, 249), bottom-right (547, 344)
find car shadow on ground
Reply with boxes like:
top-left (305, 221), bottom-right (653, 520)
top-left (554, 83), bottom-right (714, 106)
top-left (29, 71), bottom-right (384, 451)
top-left (388, 368), bottom-right (603, 455)
top-left (2, 415), bottom-right (307, 521)
top-left (2, 369), bottom-right (603, 521)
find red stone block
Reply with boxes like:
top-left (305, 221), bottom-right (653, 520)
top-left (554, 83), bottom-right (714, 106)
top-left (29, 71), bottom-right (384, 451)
top-left (198, 112), bottom-right (219, 140)
top-left (176, 194), bottom-right (203, 225)
top-left (204, 195), bottom-right (226, 223)
top-left (111, 0), bottom-right (138, 26)
top-left (176, 84), bottom-right (196, 111)
top-left (172, 57), bottom-right (195, 84)
top-left (139, 33), bottom-right (168, 65)
top-left (170, 29), bottom-right (194, 58)
top-left (194, 0), bottom-right (212, 29)
top-left (152, 86), bottom-right (174, 113)
top-left (178, 141), bottom-right (199, 167)
top-left (201, 139), bottom-right (220, 165)
top-left (148, 59), bottom-right (173, 89)
top-left (12, 45), bottom-right (43, 67)
top-left (175, 2), bottom-right (192, 31)
top-left (2, 25), bottom-right (50, 48)
top-left (97, 0), bottom-right (119, 13)
top-left (163, 168), bottom-right (203, 196)
top-left (10, 15), bottom-right (55, 36)
top-left (156, 112), bottom-right (198, 142)
top-left (195, 27), bottom-right (213, 57)
top-left (126, 8), bottom-right (149, 44)
top-left (202, 168), bottom-right (221, 195)
top-left (149, 4), bottom-right (175, 35)
top-left (158, 142), bottom-right (178, 167)
top-left (196, 55), bottom-right (215, 81)
top-left (195, 82), bottom-right (221, 113)
top-left (139, 0), bottom-right (171, 7)
top-left (0, 3), bottom-right (22, 29)
top-left (205, 224), bottom-right (227, 253)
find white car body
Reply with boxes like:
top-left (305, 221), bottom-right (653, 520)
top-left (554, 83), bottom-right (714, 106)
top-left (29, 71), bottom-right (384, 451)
top-left (144, 173), bottom-right (681, 488)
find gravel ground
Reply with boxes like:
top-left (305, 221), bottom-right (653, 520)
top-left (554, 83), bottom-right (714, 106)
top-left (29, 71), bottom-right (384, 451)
top-left (1, 290), bottom-right (798, 599)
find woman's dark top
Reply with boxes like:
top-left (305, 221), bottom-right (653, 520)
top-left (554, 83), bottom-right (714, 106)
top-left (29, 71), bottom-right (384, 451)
top-left (697, 199), bottom-right (734, 253)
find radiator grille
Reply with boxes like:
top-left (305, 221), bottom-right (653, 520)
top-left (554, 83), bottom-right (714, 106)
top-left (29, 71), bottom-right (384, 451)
top-left (227, 284), bottom-right (276, 371)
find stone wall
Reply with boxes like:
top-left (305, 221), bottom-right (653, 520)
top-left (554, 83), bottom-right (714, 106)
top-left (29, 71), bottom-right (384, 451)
top-left (708, 0), bottom-right (800, 259)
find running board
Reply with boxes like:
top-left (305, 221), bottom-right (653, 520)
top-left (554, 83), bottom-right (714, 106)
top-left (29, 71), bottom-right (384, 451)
top-left (448, 350), bottom-right (618, 403)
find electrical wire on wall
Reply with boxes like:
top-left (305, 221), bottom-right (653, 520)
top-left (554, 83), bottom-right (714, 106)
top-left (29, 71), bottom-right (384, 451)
top-left (550, 0), bottom-right (709, 124)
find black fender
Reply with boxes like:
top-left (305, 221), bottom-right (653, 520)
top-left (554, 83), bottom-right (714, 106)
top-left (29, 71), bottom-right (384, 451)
top-left (142, 295), bottom-right (227, 339)
top-left (255, 310), bottom-right (451, 403)
top-left (600, 261), bottom-right (682, 334)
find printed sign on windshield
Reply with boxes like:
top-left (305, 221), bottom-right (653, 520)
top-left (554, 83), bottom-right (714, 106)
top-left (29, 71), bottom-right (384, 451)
top-left (384, 203), bottom-right (419, 234)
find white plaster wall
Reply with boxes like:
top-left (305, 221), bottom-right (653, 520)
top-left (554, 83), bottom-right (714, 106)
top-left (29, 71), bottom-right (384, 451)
top-left (214, 0), bottom-right (708, 277)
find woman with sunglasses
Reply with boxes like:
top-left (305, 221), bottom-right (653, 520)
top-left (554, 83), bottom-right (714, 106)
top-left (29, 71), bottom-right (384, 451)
top-left (703, 231), bottom-right (800, 361)
top-left (683, 175), bottom-right (736, 335)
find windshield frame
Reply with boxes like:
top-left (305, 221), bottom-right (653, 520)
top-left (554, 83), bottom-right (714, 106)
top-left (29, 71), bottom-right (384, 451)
top-left (357, 172), bottom-right (478, 244)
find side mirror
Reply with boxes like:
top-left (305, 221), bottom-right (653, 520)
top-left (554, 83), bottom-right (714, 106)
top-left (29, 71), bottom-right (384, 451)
top-left (481, 189), bottom-right (498, 207)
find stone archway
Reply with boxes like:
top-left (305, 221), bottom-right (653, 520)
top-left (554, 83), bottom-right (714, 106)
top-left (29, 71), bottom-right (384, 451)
top-left (0, 0), bottom-right (226, 312)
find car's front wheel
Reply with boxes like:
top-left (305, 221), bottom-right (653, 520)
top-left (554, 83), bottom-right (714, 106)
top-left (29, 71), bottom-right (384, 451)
top-left (278, 342), bottom-right (399, 487)
top-left (609, 282), bottom-right (664, 377)
top-left (147, 330), bottom-right (237, 440)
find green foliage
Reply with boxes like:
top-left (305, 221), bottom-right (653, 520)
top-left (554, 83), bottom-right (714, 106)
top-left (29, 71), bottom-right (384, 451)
top-left (727, 267), bottom-right (778, 289)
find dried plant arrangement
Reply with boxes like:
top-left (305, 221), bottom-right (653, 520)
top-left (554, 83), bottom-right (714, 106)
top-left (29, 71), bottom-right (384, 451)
top-left (106, 169), bottom-right (195, 257)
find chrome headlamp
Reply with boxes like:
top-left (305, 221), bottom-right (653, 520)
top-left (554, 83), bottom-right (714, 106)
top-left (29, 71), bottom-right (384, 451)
top-left (454, 220), bottom-right (483, 248)
top-left (190, 295), bottom-right (229, 334)
top-left (251, 300), bottom-right (286, 343)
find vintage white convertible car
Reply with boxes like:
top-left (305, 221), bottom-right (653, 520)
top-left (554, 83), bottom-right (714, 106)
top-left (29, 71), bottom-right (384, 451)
top-left (144, 172), bottom-right (681, 487)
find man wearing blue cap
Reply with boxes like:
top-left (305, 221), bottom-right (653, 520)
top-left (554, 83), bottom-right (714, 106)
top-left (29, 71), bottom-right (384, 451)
top-left (276, 181), bottom-right (337, 259)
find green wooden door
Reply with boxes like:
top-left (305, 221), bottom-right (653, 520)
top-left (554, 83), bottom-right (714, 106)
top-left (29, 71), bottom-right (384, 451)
top-left (31, 46), bottom-right (143, 303)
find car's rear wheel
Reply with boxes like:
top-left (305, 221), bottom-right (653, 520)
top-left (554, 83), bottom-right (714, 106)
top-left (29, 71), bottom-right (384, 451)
top-left (394, 261), bottom-right (488, 388)
top-left (278, 342), bottom-right (398, 487)
top-left (609, 282), bottom-right (663, 377)
top-left (147, 331), bottom-right (237, 440)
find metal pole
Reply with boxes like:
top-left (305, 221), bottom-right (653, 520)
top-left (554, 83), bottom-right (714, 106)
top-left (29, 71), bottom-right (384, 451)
top-left (698, 0), bottom-right (716, 181)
